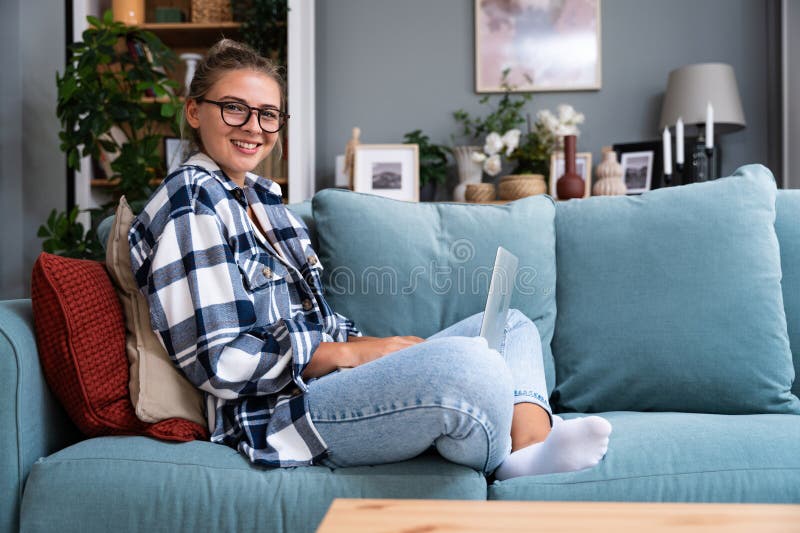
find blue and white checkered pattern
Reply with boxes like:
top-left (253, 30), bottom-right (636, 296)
top-left (129, 153), bottom-right (360, 466)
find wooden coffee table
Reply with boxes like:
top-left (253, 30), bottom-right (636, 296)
top-left (316, 498), bottom-right (800, 532)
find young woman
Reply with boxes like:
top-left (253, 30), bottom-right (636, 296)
top-left (129, 39), bottom-right (611, 478)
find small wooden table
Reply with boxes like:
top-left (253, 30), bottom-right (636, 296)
top-left (315, 498), bottom-right (800, 532)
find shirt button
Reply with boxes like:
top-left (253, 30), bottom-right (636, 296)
top-left (307, 255), bottom-right (318, 266)
top-left (302, 299), bottom-right (313, 311)
top-left (262, 267), bottom-right (272, 278)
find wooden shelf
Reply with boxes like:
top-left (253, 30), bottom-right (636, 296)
top-left (140, 22), bottom-right (241, 31)
top-left (139, 22), bottom-right (241, 48)
top-left (140, 95), bottom-right (184, 104)
top-left (91, 178), bottom-right (162, 188)
top-left (92, 176), bottom-right (288, 188)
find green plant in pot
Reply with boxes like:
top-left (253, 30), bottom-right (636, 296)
top-left (404, 130), bottom-right (449, 202)
top-left (450, 69), bottom-right (532, 201)
top-left (233, 0), bottom-right (288, 63)
top-left (45, 10), bottom-right (180, 259)
top-left (452, 70), bottom-right (532, 144)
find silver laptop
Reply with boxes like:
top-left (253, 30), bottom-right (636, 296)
top-left (479, 246), bottom-right (519, 351)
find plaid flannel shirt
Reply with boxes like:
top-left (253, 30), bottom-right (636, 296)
top-left (129, 152), bottom-right (360, 466)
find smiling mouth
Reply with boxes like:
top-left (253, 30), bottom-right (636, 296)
top-left (231, 140), bottom-right (262, 151)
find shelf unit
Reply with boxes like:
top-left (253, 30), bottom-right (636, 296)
top-left (71, 1), bottom-right (313, 217)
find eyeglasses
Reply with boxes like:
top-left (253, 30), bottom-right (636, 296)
top-left (198, 98), bottom-right (290, 133)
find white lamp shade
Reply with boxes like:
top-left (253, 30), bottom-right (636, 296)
top-left (659, 63), bottom-right (746, 134)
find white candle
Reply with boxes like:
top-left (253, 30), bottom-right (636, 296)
top-left (663, 127), bottom-right (672, 175)
top-left (705, 102), bottom-right (714, 149)
top-left (676, 117), bottom-right (684, 164)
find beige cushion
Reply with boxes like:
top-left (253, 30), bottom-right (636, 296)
top-left (105, 197), bottom-right (206, 426)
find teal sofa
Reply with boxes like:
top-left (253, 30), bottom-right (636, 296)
top-left (3, 165), bottom-right (799, 533)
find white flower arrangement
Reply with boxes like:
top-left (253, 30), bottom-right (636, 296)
top-left (536, 104), bottom-right (585, 139)
top-left (471, 129), bottom-right (522, 177)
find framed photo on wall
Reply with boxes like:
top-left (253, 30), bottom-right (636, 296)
top-left (613, 141), bottom-right (664, 194)
top-left (549, 152), bottom-right (592, 200)
top-left (475, 0), bottom-right (602, 93)
top-left (353, 144), bottom-right (420, 202)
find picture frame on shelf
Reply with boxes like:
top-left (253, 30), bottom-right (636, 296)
top-left (164, 137), bottom-right (191, 176)
top-left (620, 151), bottom-right (654, 194)
top-left (549, 151), bottom-right (593, 200)
top-left (613, 141), bottom-right (663, 193)
top-left (475, 0), bottom-right (602, 93)
top-left (353, 144), bottom-right (420, 202)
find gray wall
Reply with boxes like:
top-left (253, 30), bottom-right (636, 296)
top-left (0, 0), bottom-right (24, 299)
top-left (316, 0), bottom-right (774, 191)
top-left (0, 0), bottom-right (65, 299)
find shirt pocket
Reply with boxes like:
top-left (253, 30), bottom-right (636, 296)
top-left (238, 251), bottom-right (289, 292)
top-left (238, 251), bottom-right (292, 324)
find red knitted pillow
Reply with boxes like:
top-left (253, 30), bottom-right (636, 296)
top-left (31, 252), bottom-right (208, 442)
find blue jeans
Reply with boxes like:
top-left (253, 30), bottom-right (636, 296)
top-left (305, 309), bottom-right (551, 473)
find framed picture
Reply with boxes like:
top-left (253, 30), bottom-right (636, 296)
top-left (613, 141), bottom-right (663, 194)
top-left (353, 144), bottom-right (420, 202)
top-left (549, 152), bottom-right (592, 200)
top-left (164, 137), bottom-right (190, 175)
top-left (475, 0), bottom-right (602, 93)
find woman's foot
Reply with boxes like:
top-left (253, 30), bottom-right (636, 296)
top-left (494, 416), bottom-right (612, 480)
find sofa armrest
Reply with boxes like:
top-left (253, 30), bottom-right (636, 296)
top-left (0, 299), bottom-right (80, 533)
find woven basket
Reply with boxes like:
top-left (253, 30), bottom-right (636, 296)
top-left (192, 0), bottom-right (232, 22)
top-left (498, 174), bottom-right (546, 200)
top-left (465, 183), bottom-right (496, 203)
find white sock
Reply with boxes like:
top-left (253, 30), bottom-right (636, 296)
top-left (494, 416), bottom-right (612, 480)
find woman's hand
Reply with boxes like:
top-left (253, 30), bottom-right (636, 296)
top-left (346, 336), bottom-right (425, 367)
top-left (302, 335), bottom-right (424, 379)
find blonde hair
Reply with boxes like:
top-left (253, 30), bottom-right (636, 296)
top-left (180, 39), bottom-right (286, 160)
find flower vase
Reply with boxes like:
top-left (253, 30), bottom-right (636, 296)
top-left (592, 147), bottom-right (627, 196)
top-left (556, 135), bottom-right (585, 200)
top-left (452, 146), bottom-right (483, 202)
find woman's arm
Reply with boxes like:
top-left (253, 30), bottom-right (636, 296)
top-left (302, 336), bottom-right (424, 379)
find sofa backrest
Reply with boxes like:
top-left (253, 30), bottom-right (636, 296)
top-left (775, 190), bottom-right (800, 397)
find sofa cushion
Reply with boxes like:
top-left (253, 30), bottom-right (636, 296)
top-left (30, 252), bottom-right (208, 441)
top-left (313, 190), bottom-right (558, 392)
top-left (489, 411), bottom-right (800, 503)
top-left (105, 197), bottom-right (206, 425)
top-left (552, 165), bottom-right (800, 414)
top-left (20, 437), bottom-right (487, 533)
top-left (775, 191), bottom-right (800, 398)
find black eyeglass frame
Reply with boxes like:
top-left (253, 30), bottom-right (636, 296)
top-left (197, 98), bottom-right (290, 133)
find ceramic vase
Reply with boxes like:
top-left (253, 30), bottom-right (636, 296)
top-left (556, 135), bottom-right (585, 200)
top-left (452, 146), bottom-right (483, 202)
top-left (180, 53), bottom-right (204, 95)
top-left (592, 148), bottom-right (627, 196)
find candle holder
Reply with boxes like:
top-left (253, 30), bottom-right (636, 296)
top-left (705, 147), bottom-right (717, 181)
top-left (675, 163), bottom-right (685, 186)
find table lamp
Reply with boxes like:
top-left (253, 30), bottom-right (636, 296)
top-left (659, 63), bottom-right (746, 182)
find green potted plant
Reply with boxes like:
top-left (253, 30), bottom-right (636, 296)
top-left (450, 69), bottom-right (532, 201)
top-left (233, 0), bottom-right (288, 63)
top-left (403, 130), bottom-right (449, 201)
top-left (452, 70), bottom-right (532, 144)
top-left (45, 10), bottom-right (181, 259)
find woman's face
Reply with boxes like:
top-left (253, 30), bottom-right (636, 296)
top-left (186, 69), bottom-right (282, 185)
